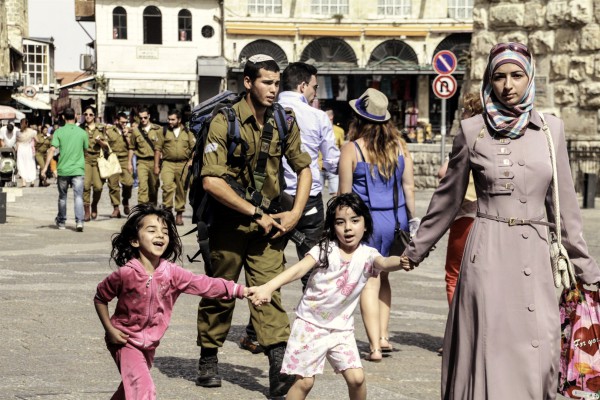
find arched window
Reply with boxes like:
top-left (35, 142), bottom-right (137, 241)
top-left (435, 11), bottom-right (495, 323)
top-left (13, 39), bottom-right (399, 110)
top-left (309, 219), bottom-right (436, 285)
top-left (112, 7), bottom-right (127, 39)
top-left (178, 9), bottom-right (192, 41)
top-left (300, 38), bottom-right (357, 67)
top-left (143, 6), bottom-right (162, 45)
top-left (239, 40), bottom-right (288, 67)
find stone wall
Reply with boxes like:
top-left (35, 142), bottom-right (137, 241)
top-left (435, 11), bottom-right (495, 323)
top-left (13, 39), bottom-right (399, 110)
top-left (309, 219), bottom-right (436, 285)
top-left (463, 0), bottom-right (600, 139)
top-left (0, 1), bottom-right (9, 77)
top-left (408, 143), bottom-right (452, 189)
top-left (5, 0), bottom-right (27, 49)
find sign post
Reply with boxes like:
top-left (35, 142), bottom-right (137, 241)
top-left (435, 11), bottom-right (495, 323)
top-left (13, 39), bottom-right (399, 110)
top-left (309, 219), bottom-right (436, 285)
top-left (432, 50), bottom-right (458, 162)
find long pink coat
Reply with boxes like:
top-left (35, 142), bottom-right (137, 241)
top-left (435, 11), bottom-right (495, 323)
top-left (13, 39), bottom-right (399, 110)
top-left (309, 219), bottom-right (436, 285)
top-left (405, 111), bottom-right (600, 400)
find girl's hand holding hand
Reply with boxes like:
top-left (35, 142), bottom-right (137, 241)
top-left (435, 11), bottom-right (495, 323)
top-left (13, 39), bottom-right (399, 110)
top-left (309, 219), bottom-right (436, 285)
top-left (106, 327), bottom-right (129, 345)
top-left (248, 285), bottom-right (272, 307)
top-left (399, 254), bottom-right (416, 271)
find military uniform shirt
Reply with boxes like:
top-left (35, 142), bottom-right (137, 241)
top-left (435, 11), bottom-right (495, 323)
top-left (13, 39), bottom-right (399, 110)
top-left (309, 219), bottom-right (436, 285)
top-left (81, 123), bottom-right (107, 156)
top-left (156, 126), bottom-right (195, 161)
top-left (105, 126), bottom-right (130, 158)
top-left (202, 98), bottom-right (311, 201)
top-left (35, 132), bottom-right (52, 154)
top-left (129, 124), bottom-right (164, 159)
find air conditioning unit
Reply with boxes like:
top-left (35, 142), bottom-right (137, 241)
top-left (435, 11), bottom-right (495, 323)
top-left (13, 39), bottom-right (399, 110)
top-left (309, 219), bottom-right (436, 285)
top-left (80, 54), bottom-right (93, 71)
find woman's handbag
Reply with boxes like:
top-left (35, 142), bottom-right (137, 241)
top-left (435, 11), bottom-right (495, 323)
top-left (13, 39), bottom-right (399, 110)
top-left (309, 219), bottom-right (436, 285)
top-left (388, 170), bottom-right (411, 256)
top-left (541, 114), bottom-right (576, 289)
top-left (558, 283), bottom-right (600, 397)
top-left (97, 144), bottom-right (122, 179)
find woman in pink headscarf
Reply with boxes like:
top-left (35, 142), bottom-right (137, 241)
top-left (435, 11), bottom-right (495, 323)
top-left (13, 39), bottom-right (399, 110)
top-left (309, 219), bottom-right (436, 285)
top-left (400, 43), bottom-right (600, 399)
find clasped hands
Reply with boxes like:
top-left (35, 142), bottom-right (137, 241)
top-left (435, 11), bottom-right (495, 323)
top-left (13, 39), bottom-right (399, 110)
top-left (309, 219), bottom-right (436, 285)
top-left (245, 285), bottom-right (272, 307)
top-left (399, 253), bottom-right (418, 271)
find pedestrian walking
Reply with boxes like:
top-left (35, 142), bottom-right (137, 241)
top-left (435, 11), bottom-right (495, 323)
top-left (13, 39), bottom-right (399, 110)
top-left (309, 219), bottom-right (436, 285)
top-left (321, 108), bottom-right (345, 195)
top-left (34, 125), bottom-right (52, 186)
top-left (195, 54), bottom-right (311, 398)
top-left (338, 88), bottom-right (416, 361)
top-left (105, 112), bottom-right (134, 217)
top-left (15, 119), bottom-right (37, 187)
top-left (94, 204), bottom-right (248, 400)
top-left (156, 109), bottom-right (195, 226)
top-left (41, 108), bottom-right (88, 231)
top-left (248, 193), bottom-right (409, 400)
top-left (80, 106), bottom-right (109, 221)
top-left (128, 108), bottom-right (163, 206)
top-left (400, 42), bottom-right (600, 400)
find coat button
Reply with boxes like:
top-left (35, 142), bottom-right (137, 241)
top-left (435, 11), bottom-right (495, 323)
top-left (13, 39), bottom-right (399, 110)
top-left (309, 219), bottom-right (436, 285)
top-left (520, 197), bottom-right (527, 203)
top-left (528, 304), bottom-right (536, 311)
top-left (518, 159), bottom-right (525, 166)
top-left (504, 171), bottom-right (510, 177)
top-left (523, 268), bottom-right (532, 276)
top-left (531, 340), bottom-right (540, 348)
top-left (522, 232), bottom-right (529, 239)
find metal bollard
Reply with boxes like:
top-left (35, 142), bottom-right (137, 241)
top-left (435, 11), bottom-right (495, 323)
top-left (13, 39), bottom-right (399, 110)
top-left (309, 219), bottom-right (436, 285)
top-left (583, 173), bottom-right (597, 209)
top-left (0, 191), bottom-right (6, 223)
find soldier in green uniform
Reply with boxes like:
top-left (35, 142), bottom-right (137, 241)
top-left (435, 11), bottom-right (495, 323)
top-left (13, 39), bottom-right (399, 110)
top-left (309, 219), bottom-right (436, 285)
top-left (196, 54), bottom-right (312, 398)
top-left (105, 112), bottom-right (134, 217)
top-left (128, 107), bottom-right (163, 206)
top-left (34, 125), bottom-right (52, 186)
top-left (80, 106), bottom-right (109, 221)
top-left (156, 109), bottom-right (194, 225)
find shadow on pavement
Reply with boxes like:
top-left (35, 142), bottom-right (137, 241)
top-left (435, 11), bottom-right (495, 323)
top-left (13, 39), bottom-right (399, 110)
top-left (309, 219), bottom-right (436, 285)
top-left (389, 331), bottom-right (444, 353)
top-left (154, 356), bottom-right (268, 395)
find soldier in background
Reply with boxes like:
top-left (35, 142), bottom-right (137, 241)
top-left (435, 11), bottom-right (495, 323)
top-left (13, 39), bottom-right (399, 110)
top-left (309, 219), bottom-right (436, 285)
top-left (80, 106), bottom-right (109, 221)
top-left (105, 112), bottom-right (134, 217)
top-left (34, 125), bottom-right (52, 186)
top-left (128, 107), bottom-right (163, 206)
top-left (156, 109), bottom-right (195, 226)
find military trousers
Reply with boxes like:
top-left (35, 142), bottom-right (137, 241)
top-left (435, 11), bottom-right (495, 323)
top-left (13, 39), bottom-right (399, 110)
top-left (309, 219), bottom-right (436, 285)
top-left (108, 156), bottom-right (133, 206)
top-left (83, 154), bottom-right (105, 205)
top-left (136, 158), bottom-right (158, 205)
top-left (160, 160), bottom-right (187, 212)
top-left (197, 210), bottom-right (290, 349)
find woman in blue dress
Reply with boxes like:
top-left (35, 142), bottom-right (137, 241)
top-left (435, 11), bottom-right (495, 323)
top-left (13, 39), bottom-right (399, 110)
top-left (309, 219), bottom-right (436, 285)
top-left (339, 88), bottom-right (416, 361)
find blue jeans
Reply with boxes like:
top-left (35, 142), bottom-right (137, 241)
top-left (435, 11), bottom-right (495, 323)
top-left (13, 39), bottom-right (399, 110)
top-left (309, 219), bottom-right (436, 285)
top-left (57, 176), bottom-right (84, 224)
top-left (320, 170), bottom-right (339, 194)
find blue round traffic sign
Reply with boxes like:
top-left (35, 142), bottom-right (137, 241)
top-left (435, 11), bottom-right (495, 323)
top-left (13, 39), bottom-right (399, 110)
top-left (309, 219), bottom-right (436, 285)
top-left (433, 50), bottom-right (457, 75)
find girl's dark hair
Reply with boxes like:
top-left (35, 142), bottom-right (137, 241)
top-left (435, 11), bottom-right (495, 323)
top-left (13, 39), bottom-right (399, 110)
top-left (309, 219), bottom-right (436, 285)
top-left (110, 204), bottom-right (182, 267)
top-left (317, 193), bottom-right (373, 268)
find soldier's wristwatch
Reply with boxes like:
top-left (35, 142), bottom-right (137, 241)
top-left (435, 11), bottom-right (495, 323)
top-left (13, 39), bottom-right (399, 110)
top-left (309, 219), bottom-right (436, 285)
top-left (252, 206), bottom-right (264, 221)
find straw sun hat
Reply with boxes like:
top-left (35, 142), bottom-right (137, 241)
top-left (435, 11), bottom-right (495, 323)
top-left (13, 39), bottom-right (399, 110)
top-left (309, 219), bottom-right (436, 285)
top-left (349, 88), bottom-right (391, 123)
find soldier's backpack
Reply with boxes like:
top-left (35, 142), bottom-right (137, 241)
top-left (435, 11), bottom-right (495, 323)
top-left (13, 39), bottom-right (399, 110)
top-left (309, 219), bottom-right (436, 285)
top-left (184, 90), bottom-right (290, 272)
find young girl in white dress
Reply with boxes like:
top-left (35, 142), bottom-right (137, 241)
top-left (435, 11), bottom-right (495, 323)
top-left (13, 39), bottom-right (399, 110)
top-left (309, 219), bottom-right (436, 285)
top-left (249, 193), bottom-right (408, 400)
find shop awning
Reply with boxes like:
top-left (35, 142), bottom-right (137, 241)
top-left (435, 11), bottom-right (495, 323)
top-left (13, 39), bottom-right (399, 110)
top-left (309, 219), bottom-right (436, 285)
top-left (197, 57), bottom-right (227, 77)
top-left (11, 94), bottom-right (52, 110)
top-left (107, 92), bottom-right (191, 100)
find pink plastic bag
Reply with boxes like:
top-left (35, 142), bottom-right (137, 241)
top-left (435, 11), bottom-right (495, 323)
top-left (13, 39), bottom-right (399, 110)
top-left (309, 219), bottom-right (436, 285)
top-left (558, 283), bottom-right (600, 399)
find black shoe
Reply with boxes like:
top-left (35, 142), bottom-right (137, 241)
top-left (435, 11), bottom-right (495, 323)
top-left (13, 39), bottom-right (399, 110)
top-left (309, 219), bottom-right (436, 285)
top-left (267, 344), bottom-right (295, 397)
top-left (196, 355), bottom-right (221, 388)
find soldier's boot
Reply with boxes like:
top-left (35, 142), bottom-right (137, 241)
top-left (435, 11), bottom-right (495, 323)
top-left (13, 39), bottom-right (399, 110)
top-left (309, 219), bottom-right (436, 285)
top-left (196, 354), bottom-right (221, 388)
top-left (84, 204), bottom-right (91, 222)
top-left (267, 343), bottom-right (296, 397)
top-left (176, 211), bottom-right (184, 226)
top-left (111, 206), bottom-right (121, 219)
top-left (123, 202), bottom-right (130, 216)
top-left (91, 192), bottom-right (101, 220)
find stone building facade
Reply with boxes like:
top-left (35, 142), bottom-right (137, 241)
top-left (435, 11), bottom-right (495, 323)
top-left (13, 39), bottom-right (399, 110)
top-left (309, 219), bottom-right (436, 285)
top-left (0, 0), bottom-right (27, 103)
top-left (464, 0), bottom-right (600, 139)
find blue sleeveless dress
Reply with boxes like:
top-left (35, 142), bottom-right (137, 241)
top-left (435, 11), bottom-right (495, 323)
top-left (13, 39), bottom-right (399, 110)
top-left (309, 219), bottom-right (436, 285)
top-left (352, 142), bottom-right (408, 256)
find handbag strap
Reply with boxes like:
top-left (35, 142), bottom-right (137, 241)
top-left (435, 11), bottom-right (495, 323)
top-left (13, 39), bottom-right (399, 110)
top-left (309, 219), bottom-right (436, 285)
top-left (539, 113), bottom-right (561, 242)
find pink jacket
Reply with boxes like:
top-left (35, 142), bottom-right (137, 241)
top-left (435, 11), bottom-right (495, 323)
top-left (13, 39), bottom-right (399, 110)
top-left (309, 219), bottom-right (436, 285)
top-left (94, 258), bottom-right (245, 350)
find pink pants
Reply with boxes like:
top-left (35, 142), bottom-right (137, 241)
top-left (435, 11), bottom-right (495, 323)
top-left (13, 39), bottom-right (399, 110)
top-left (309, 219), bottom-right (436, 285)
top-left (444, 217), bottom-right (474, 305)
top-left (108, 342), bottom-right (156, 400)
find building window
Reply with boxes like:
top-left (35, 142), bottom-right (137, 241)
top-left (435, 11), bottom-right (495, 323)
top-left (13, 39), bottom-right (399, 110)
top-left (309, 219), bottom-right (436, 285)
top-left (448, 0), bottom-right (473, 19)
top-left (377, 0), bottom-right (411, 16)
top-left (143, 6), bottom-right (162, 44)
top-left (112, 7), bottom-right (127, 39)
top-left (178, 9), bottom-right (192, 41)
top-left (23, 44), bottom-right (48, 85)
top-left (248, 0), bottom-right (282, 14)
top-left (311, 0), bottom-right (348, 15)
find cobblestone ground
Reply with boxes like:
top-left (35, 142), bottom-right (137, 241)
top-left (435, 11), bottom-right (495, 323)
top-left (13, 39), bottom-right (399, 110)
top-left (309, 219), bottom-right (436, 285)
top-left (1, 183), bottom-right (597, 399)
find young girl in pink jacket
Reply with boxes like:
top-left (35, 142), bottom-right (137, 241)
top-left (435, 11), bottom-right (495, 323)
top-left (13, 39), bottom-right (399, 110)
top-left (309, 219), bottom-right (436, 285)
top-left (94, 204), bottom-right (248, 399)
